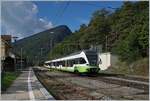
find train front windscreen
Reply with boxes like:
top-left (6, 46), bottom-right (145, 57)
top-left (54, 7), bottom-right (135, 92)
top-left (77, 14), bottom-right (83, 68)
top-left (85, 51), bottom-right (98, 66)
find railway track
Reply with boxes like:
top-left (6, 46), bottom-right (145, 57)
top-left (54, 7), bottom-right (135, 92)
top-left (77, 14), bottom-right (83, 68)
top-left (33, 67), bottom-right (149, 100)
top-left (33, 68), bottom-right (100, 100)
top-left (87, 75), bottom-right (149, 91)
top-left (97, 73), bottom-right (149, 82)
top-left (35, 67), bottom-right (149, 91)
top-left (51, 70), bottom-right (149, 91)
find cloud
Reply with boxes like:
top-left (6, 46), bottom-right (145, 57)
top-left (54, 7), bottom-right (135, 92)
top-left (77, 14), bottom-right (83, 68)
top-left (39, 18), bottom-right (53, 29)
top-left (1, 1), bottom-right (53, 39)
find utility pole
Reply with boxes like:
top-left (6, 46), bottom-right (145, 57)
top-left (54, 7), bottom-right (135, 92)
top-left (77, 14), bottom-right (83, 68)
top-left (21, 48), bottom-right (23, 71)
top-left (50, 31), bottom-right (54, 50)
top-left (50, 39), bottom-right (53, 49)
top-left (26, 56), bottom-right (28, 67)
top-left (40, 48), bottom-right (43, 65)
top-left (40, 48), bottom-right (43, 57)
top-left (105, 35), bottom-right (107, 52)
top-left (35, 56), bottom-right (37, 65)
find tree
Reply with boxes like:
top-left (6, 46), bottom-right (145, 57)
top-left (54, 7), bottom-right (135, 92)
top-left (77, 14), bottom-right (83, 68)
top-left (48, 1), bottom-right (149, 63)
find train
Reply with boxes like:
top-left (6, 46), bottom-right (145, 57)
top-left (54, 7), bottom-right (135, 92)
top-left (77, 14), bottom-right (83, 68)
top-left (44, 50), bottom-right (110, 74)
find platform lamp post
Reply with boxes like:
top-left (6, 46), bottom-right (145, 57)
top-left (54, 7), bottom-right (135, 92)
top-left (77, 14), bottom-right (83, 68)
top-left (12, 36), bottom-right (18, 71)
top-left (50, 31), bottom-right (54, 49)
top-left (35, 56), bottom-right (39, 66)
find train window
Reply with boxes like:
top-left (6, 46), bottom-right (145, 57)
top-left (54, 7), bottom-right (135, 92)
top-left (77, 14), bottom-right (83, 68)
top-left (75, 58), bottom-right (80, 64)
top-left (72, 60), bottom-right (75, 66)
top-left (79, 58), bottom-right (86, 64)
top-left (54, 62), bottom-right (58, 66)
top-left (78, 58), bottom-right (80, 64)
top-left (59, 61), bottom-right (62, 66)
top-left (70, 60), bottom-right (74, 67)
top-left (74, 59), bottom-right (78, 64)
top-left (66, 60), bottom-right (68, 67)
top-left (48, 63), bottom-right (50, 66)
top-left (58, 61), bottom-right (61, 66)
top-left (68, 60), bottom-right (72, 67)
top-left (68, 60), bottom-right (71, 67)
top-left (58, 62), bottom-right (60, 66)
top-left (99, 59), bottom-right (102, 64)
top-left (56, 62), bottom-right (59, 66)
top-left (72, 60), bottom-right (75, 64)
top-left (65, 61), bottom-right (67, 67)
top-left (52, 62), bottom-right (54, 66)
top-left (65, 60), bottom-right (74, 67)
top-left (57, 62), bottom-right (58, 66)
top-left (66, 61), bottom-right (68, 67)
top-left (55, 62), bottom-right (57, 66)
top-left (67, 60), bottom-right (70, 67)
top-left (62, 61), bottom-right (65, 66)
top-left (86, 54), bottom-right (98, 66)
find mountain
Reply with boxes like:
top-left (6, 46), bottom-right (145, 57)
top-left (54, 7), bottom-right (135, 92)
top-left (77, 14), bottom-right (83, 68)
top-left (13, 25), bottom-right (72, 64)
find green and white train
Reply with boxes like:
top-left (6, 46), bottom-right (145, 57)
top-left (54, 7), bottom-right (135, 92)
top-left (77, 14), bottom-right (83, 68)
top-left (44, 50), bottom-right (101, 73)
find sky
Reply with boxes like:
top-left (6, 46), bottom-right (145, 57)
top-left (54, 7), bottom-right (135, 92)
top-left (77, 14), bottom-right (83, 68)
top-left (1, 1), bottom-right (124, 39)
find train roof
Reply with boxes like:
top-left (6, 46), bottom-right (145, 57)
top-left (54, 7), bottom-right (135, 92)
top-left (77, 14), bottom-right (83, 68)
top-left (45, 50), bottom-right (97, 63)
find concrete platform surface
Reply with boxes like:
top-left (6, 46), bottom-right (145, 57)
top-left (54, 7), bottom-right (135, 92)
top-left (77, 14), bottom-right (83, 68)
top-left (1, 67), bottom-right (55, 100)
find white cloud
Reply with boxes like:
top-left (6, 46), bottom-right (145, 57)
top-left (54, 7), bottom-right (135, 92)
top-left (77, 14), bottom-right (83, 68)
top-left (45, 22), bottom-right (53, 29)
top-left (39, 18), bottom-right (53, 29)
top-left (32, 4), bottom-right (38, 13)
top-left (1, 1), bottom-right (53, 39)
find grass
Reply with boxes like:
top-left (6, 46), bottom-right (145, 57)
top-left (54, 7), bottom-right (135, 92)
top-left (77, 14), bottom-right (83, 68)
top-left (1, 72), bottom-right (20, 91)
top-left (131, 58), bottom-right (149, 76)
top-left (102, 57), bottom-right (149, 76)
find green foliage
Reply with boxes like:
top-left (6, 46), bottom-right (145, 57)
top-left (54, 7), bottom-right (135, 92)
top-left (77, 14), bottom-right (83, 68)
top-left (49, 1), bottom-right (148, 63)
top-left (112, 1), bottom-right (149, 62)
top-left (114, 32), bottom-right (141, 63)
top-left (1, 72), bottom-right (20, 91)
top-left (131, 57), bottom-right (149, 76)
top-left (103, 58), bottom-right (149, 76)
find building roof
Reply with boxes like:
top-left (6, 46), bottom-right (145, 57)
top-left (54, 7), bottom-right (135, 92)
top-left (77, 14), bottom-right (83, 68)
top-left (1, 35), bottom-right (11, 42)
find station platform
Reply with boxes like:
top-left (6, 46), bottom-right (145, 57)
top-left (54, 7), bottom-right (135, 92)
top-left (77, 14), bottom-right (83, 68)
top-left (1, 67), bottom-right (55, 100)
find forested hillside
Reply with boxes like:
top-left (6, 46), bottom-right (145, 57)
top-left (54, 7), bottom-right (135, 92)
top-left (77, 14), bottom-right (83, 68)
top-left (48, 1), bottom-right (149, 63)
top-left (13, 25), bottom-right (72, 64)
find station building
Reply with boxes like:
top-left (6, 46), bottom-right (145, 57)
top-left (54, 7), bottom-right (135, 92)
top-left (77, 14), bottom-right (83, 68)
top-left (1, 35), bottom-right (27, 71)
